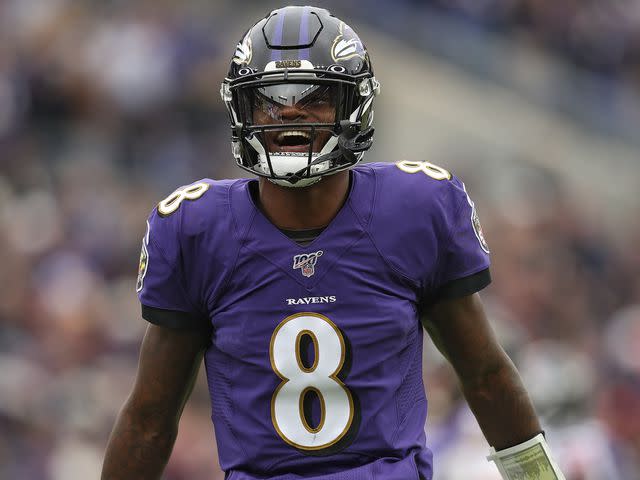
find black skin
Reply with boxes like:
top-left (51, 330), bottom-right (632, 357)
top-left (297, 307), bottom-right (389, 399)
top-left (422, 293), bottom-right (541, 450)
top-left (101, 325), bottom-right (207, 479)
top-left (102, 103), bottom-right (541, 478)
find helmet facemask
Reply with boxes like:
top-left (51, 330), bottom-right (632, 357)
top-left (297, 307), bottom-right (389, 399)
top-left (227, 72), bottom-right (374, 187)
top-left (242, 82), bottom-right (341, 186)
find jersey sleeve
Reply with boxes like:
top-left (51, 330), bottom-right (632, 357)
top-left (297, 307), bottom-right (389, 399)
top-left (428, 177), bottom-right (491, 303)
top-left (136, 208), bottom-right (210, 332)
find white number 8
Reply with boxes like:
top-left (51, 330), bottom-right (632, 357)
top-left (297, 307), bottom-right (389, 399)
top-left (396, 160), bottom-right (451, 180)
top-left (157, 182), bottom-right (209, 216)
top-left (270, 313), bottom-right (354, 451)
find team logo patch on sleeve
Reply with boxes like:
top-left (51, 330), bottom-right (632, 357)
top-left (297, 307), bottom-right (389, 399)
top-left (136, 221), bottom-right (150, 292)
top-left (293, 250), bottom-right (323, 278)
top-left (462, 183), bottom-right (490, 254)
top-left (471, 205), bottom-right (490, 254)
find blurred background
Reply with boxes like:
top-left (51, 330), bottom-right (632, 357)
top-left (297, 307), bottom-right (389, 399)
top-left (1, 1), bottom-right (639, 479)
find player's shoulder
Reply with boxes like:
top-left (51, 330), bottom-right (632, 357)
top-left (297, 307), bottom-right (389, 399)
top-left (357, 160), bottom-right (467, 209)
top-left (147, 177), bottom-right (248, 238)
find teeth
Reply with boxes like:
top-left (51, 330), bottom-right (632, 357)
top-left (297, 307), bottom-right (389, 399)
top-left (276, 131), bottom-right (311, 142)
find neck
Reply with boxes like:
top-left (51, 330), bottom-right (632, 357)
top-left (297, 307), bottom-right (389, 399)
top-left (257, 171), bottom-right (351, 230)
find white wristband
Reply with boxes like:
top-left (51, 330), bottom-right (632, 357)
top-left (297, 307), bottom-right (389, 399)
top-left (487, 433), bottom-right (566, 480)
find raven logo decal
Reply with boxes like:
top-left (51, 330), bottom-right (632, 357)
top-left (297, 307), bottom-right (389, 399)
top-left (331, 23), bottom-right (365, 62)
top-left (232, 33), bottom-right (252, 65)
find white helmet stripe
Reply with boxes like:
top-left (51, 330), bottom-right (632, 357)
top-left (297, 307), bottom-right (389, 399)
top-left (319, 135), bottom-right (338, 155)
top-left (246, 135), bottom-right (266, 156)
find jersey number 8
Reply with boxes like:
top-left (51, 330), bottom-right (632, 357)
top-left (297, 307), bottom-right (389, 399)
top-left (157, 183), bottom-right (209, 216)
top-left (270, 313), bottom-right (354, 451)
top-left (396, 160), bottom-right (451, 180)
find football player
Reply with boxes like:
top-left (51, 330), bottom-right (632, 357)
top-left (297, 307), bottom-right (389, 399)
top-left (102, 6), bottom-right (565, 480)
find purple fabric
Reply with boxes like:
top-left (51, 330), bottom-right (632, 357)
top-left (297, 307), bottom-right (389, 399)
top-left (138, 163), bottom-right (491, 479)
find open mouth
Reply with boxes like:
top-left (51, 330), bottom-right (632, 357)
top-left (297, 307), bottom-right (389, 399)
top-left (275, 130), bottom-right (312, 149)
top-left (265, 129), bottom-right (332, 154)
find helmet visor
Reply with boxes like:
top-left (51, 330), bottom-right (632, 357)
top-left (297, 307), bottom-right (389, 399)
top-left (240, 83), bottom-right (341, 126)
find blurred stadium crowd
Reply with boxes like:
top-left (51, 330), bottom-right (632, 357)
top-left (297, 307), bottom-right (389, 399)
top-left (0, 1), bottom-right (639, 479)
top-left (408, 0), bottom-right (640, 74)
top-left (358, 0), bottom-right (640, 145)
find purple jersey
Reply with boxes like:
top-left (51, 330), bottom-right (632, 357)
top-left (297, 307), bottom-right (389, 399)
top-left (137, 162), bottom-right (490, 480)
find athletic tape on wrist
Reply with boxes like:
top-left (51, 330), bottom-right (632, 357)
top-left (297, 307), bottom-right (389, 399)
top-left (487, 433), bottom-right (566, 480)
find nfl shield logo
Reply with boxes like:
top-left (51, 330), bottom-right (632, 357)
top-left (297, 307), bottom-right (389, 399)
top-left (293, 250), bottom-right (323, 278)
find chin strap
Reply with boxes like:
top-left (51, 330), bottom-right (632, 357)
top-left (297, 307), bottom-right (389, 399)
top-left (286, 121), bottom-right (375, 185)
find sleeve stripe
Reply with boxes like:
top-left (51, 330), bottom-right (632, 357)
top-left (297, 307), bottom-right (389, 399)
top-left (141, 304), bottom-right (211, 332)
top-left (436, 268), bottom-right (491, 300)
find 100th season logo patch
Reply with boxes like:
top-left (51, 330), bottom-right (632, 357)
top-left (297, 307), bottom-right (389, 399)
top-left (293, 250), bottom-right (323, 278)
